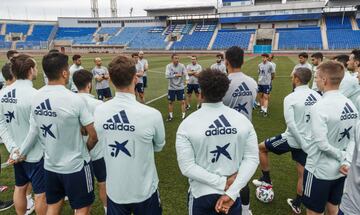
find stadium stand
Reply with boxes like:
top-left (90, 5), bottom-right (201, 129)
top-left (277, 27), bottom-right (323, 50)
top-left (6, 23), bottom-right (29, 34)
top-left (127, 27), bottom-right (167, 50)
top-left (55, 27), bottom-right (97, 44)
top-left (106, 27), bottom-right (142, 45)
top-left (326, 15), bottom-right (360, 49)
top-left (97, 27), bottom-right (121, 35)
top-left (212, 29), bottom-right (254, 50)
top-left (26, 25), bottom-right (54, 42)
top-left (171, 24), bottom-right (216, 50)
top-left (220, 13), bottom-right (322, 23)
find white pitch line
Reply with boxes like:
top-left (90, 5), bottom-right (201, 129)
top-left (145, 93), bottom-right (168, 105)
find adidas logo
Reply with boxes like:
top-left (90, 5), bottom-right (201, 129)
top-left (304, 94), bottom-right (317, 106)
top-left (340, 103), bottom-right (358, 121)
top-left (232, 82), bottom-right (252, 97)
top-left (1, 89), bottom-right (17, 104)
top-left (34, 99), bottom-right (57, 117)
top-left (205, 115), bottom-right (237, 136)
top-left (103, 110), bottom-right (135, 132)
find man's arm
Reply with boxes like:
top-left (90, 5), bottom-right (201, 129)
top-left (225, 126), bottom-right (259, 201)
top-left (83, 123), bottom-right (98, 151)
top-left (312, 107), bottom-right (345, 162)
top-left (79, 100), bottom-right (98, 150)
top-left (165, 65), bottom-right (176, 79)
top-left (176, 128), bottom-right (227, 190)
top-left (0, 104), bottom-right (17, 152)
top-left (103, 67), bottom-right (110, 80)
top-left (19, 114), bottom-right (39, 156)
top-left (153, 111), bottom-right (165, 152)
top-left (93, 69), bottom-right (103, 82)
top-left (283, 98), bottom-right (306, 149)
top-left (136, 70), bottom-right (144, 78)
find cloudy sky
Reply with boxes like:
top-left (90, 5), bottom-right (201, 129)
top-left (0, 0), bottom-right (217, 20)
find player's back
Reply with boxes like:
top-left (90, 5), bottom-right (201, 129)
top-left (223, 72), bottom-right (257, 121)
top-left (306, 91), bottom-right (358, 180)
top-left (32, 85), bottom-right (91, 174)
top-left (176, 102), bottom-right (257, 197)
top-left (283, 85), bottom-right (321, 148)
top-left (339, 71), bottom-right (360, 106)
top-left (0, 80), bottom-right (43, 161)
top-left (94, 92), bottom-right (165, 204)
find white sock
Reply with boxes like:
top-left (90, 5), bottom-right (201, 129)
top-left (261, 106), bottom-right (265, 111)
top-left (169, 112), bottom-right (173, 118)
top-left (242, 204), bottom-right (250, 211)
top-left (182, 112), bottom-right (186, 118)
top-left (104, 207), bottom-right (107, 214)
top-left (264, 107), bottom-right (268, 113)
top-left (26, 194), bottom-right (32, 201)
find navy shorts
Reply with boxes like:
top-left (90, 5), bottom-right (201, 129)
top-left (187, 84), bottom-right (200, 94)
top-left (258, 85), bottom-right (272, 94)
top-left (168, 89), bottom-right (185, 102)
top-left (302, 169), bottom-right (345, 213)
top-left (96, 88), bottom-right (112, 100)
top-left (188, 193), bottom-right (241, 215)
top-left (135, 83), bottom-right (144, 94)
top-left (92, 158), bottom-right (106, 183)
top-left (265, 134), bottom-right (307, 166)
top-left (143, 76), bottom-right (148, 88)
top-left (45, 161), bottom-right (95, 209)
top-left (107, 190), bottom-right (162, 215)
top-left (14, 158), bottom-right (45, 194)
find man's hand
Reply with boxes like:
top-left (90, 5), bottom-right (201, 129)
top-left (215, 195), bottom-right (235, 214)
top-left (8, 149), bottom-right (25, 164)
top-left (175, 73), bottom-right (183, 77)
top-left (81, 127), bottom-right (88, 136)
top-left (225, 172), bottom-right (238, 191)
top-left (339, 165), bottom-right (350, 176)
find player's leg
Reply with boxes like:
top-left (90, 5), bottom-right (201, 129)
top-left (325, 176), bottom-right (346, 215)
top-left (240, 185), bottom-right (252, 215)
top-left (92, 158), bottom-right (107, 213)
top-left (178, 90), bottom-right (186, 119)
top-left (26, 183), bottom-right (35, 215)
top-left (253, 135), bottom-right (290, 187)
top-left (302, 169), bottom-right (329, 215)
top-left (96, 89), bottom-right (104, 101)
top-left (195, 85), bottom-right (201, 109)
top-left (104, 87), bottom-right (112, 101)
top-left (65, 162), bottom-right (95, 215)
top-left (46, 199), bottom-right (64, 215)
top-left (186, 85), bottom-right (193, 110)
top-left (14, 184), bottom-right (28, 215)
top-left (29, 159), bottom-right (47, 215)
top-left (167, 90), bottom-right (175, 121)
top-left (133, 190), bottom-right (162, 215)
top-left (13, 163), bottom-right (30, 214)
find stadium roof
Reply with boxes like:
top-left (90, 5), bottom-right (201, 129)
top-left (326, 0), bottom-right (360, 7)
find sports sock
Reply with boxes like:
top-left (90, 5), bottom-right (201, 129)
top-left (26, 194), bottom-right (32, 201)
top-left (182, 112), bottom-right (186, 118)
top-left (264, 107), bottom-right (268, 113)
top-left (169, 112), bottom-right (173, 118)
top-left (104, 207), bottom-right (107, 213)
top-left (292, 194), bottom-right (302, 207)
top-left (262, 170), bottom-right (271, 183)
top-left (240, 185), bottom-right (250, 205)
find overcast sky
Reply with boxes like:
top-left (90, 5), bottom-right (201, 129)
top-left (0, 0), bottom-right (217, 20)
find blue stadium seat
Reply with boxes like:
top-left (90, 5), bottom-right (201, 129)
top-left (127, 27), bottom-right (167, 50)
top-left (171, 24), bottom-right (216, 50)
top-left (97, 27), bottom-right (121, 36)
top-left (277, 27), bottom-right (322, 50)
top-left (26, 25), bottom-right (54, 42)
top-left (327, 29), bottom-right (360, 49)
top-left (6, 24), bottom-right (29, 34)
top-left (212, 29), bottom-right (254, 50)
top-left (326, 16), bottom-right (352, 29)
top-left (55, 27), bottom-right (97, 44)
top-left (106, 27), bottom-right (142, 45)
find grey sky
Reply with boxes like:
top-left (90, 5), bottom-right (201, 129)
top-left (0, 0), bottom-right (217, 20)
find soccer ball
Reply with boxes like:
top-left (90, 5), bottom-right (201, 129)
top-left (256, 185), bottom-right (274, 203)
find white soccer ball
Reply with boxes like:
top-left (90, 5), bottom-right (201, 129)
top-left (256, 185), bottom-right (274, 203)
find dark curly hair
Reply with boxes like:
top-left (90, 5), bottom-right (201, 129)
top-left (198, 69), bottom-right (230, 103)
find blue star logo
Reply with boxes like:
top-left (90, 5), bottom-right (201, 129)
top-left (40, 124), bottom-right (56, 139)
top-left (210, 143), bottom-right (232, 163)
top-left (234, 102), bottom-right (248, 114)
top-left (109, 140), bottom-right (131, 158)
top-left (4, 111), bottom-right (15, 123)
top-left (338, 126), bottom-right (352, 142)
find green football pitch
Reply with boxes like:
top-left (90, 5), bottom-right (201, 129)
top-left (0, 53), bottom-right (306, 214)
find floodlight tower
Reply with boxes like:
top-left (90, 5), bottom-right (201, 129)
top-left (111, 0), bottom-right (118, 17)
top-left (91, 0), bottom-right (99, 18)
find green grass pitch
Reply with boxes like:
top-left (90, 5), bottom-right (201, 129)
top-left (0, 53), bottom-right (305, 214)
